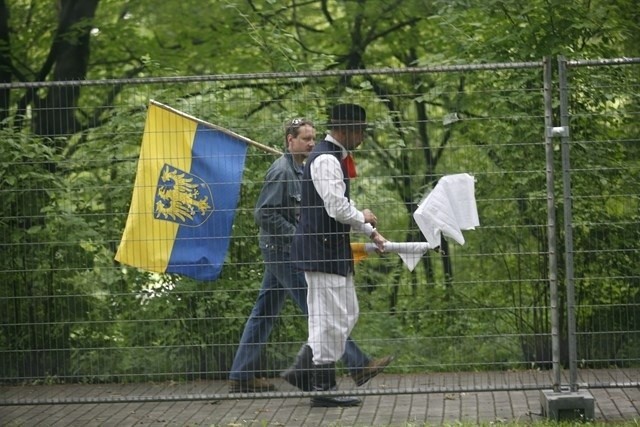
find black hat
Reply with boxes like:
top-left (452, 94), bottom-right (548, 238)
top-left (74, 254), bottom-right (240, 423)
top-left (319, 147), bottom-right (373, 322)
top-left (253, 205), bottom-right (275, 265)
top-left (328, 103), bottom-right (367, 128)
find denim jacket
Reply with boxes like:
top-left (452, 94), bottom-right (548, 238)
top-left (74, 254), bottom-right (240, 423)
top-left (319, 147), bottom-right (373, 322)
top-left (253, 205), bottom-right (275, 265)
top-left (254, 153), bottom-right (303, 251)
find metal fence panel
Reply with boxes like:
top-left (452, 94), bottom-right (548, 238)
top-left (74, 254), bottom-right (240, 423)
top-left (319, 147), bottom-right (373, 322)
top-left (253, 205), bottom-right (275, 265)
top-left (0, 58), bottom-right (638, 403)
top-left (559, 57), bottom-right (640, 389)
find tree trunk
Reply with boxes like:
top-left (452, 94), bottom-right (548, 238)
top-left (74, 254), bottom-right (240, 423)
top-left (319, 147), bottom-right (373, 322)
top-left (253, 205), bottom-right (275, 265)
top-left (32, 0), bottom-right (100, 138)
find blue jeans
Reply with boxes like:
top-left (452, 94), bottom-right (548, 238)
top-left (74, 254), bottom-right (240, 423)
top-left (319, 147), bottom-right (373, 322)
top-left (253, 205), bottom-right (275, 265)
top-left (229, 245), bottom-right (370, 381)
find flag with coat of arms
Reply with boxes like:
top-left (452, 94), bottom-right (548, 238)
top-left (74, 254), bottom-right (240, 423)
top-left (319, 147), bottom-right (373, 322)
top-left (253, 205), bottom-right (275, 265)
top-left (115, 100), bottom-right (249, 281)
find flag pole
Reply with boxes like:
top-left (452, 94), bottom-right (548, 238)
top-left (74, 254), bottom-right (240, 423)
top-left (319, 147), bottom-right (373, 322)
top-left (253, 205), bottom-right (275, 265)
top-left (150, 99), bottom-right (283, 156)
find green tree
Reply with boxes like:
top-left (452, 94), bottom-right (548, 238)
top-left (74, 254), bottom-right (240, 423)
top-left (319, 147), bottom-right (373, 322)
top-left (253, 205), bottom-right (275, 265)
top-left (1, 0), bottom-right (637, 381)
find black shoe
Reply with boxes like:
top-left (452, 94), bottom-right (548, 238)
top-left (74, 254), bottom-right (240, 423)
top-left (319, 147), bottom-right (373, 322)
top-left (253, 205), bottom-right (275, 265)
top-left (310, 362), bottom-right (361, 407)
top-left (281, 366), bottom-right (312, 391)
top-left (281, 344), bottom-right (313, 391)
top-left (311, 394), bottom-right (361, 407)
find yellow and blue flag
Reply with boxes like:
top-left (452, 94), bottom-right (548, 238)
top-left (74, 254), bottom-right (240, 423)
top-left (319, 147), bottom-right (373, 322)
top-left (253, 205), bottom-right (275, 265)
top-left (115, 101), bottom-right (248, 281)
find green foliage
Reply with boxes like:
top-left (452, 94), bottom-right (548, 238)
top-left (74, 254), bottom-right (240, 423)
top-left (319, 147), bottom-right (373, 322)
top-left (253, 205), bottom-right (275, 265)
top-left (0, 0), bottom-right (638, 383)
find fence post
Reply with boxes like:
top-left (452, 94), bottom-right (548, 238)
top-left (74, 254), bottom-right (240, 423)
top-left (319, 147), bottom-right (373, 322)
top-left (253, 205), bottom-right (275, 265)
top-left (539, 55), bottom-right (595, 421)
top-left (542, 56), bottom-right (561, 393)
top-left (557, 55), bottom-right (579, 392)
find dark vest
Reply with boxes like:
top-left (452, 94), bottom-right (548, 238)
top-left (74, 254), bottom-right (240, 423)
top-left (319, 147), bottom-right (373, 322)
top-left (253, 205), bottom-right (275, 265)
top-left (291, 140), bottom-right (354, 276)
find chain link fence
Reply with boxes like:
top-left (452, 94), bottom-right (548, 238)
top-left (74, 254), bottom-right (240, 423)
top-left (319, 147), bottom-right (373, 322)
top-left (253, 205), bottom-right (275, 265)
top-left (0, 57), bottom-right (638, 404)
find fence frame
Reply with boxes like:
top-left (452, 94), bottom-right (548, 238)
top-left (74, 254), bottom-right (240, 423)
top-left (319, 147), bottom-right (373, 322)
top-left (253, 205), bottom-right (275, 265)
top-left (1, 57), bottom-right (640, 414)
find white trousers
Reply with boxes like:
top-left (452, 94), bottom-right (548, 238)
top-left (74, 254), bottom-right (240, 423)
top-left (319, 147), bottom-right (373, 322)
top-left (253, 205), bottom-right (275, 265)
top-left (305, 271), bottom-right (359, 364)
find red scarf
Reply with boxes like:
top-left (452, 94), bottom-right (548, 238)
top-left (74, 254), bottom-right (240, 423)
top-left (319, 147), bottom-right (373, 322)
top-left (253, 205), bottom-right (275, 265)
top-left (342, 153), bottom-right (357, 178)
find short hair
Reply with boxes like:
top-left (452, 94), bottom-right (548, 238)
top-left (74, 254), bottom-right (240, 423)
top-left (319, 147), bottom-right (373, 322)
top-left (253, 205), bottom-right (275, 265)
top-left (284, 118), bottom-right (314, 147)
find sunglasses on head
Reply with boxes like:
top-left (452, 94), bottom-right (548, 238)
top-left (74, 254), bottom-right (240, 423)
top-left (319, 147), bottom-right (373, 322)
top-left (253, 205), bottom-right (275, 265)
top-left (286, 118), bottom-right (313, 135)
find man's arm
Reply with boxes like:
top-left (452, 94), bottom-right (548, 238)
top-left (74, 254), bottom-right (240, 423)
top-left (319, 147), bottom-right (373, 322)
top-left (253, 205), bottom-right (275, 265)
top-left (310, 154), bottom-right (362, 223)
top-left (311, 155), bottom-right (386, 250)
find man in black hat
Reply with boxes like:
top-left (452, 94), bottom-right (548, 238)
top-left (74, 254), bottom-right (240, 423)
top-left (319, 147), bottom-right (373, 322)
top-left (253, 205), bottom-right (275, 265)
top-left (291, 104), bottom-right (389, 407)
top-left (229, 118), bottom-right (392, 394)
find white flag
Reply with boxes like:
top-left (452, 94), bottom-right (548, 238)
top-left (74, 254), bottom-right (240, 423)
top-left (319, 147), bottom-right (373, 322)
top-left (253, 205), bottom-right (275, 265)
top-left (413, 173), bottom-right (480, 248)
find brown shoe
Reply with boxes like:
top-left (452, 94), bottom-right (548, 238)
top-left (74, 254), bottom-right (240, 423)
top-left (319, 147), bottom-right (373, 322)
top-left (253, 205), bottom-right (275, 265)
top-left (228, 377), bottom-right (276, 393)
top-left (351, 355), bottom-right (394, 386)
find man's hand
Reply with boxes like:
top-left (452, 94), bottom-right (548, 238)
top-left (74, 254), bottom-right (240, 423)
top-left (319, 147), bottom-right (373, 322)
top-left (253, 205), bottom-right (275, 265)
top-left (370, 229), bottom-right (387, 252)
top-left (362, 209), bottom-right (377, 228)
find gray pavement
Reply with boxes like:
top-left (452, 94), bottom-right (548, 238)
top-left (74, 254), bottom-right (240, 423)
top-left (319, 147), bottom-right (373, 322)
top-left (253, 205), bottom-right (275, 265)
top-left (1, 371), bottom-right (639, 426)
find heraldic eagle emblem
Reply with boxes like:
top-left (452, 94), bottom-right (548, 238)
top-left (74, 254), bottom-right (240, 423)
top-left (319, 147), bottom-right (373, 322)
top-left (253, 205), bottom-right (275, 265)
top-left (154, 164), bottom-right (213, 226)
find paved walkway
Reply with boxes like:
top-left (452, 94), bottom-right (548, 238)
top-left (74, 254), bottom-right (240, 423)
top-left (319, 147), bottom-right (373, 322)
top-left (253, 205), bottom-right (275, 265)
top-left (2, 371), bottom-right (639, 426)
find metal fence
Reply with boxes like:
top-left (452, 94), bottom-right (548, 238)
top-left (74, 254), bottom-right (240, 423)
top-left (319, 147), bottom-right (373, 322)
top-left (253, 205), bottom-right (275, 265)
top-left (0, 56), bottom-right (638, 404)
